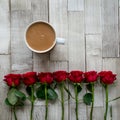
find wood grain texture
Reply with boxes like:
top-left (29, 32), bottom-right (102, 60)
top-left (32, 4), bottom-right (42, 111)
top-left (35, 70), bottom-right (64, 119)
top-left (86, 35), bottom-right (102, 72)
top-left (103, 58), bottom-right (120, 120)
top-left (87, 107), bottom-right (104, 120)
top-left (0, 55), bottom-right (11, 120)
top-left (0, 0), bottom-right (10, 54)
top-left (85, 0), bottom-right (101, 34)
top-left (11, 0), bottom-right (31, 11)
top-left (68, 12), bottom-right (85, 71)
top-left (68, 0), bottom-right (84, 11)
top-left (31, 0), bottom-right (48, 21)
top-left (49, 0), bottom-right (68, 61)
top-left (119, 8), bottom-right (120, 56)
top-left (102, 0), bottom-right (119, 57)
top-left (11, 10), bottom-right (33, 73)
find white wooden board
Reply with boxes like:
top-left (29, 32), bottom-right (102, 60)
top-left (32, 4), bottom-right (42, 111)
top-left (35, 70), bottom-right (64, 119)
top-left (0, 0), bottom-right (10, 54)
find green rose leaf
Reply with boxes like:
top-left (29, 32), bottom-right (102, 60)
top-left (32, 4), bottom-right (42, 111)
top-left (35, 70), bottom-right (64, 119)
top-left (5, 98), bottom-right (12, 106)
top-left (86, 84), bottom-right (92, 92)
top-left (77, 85), bottom-right (82, 93)
top-left (15, 90), bottom-right (26, 101)
top-left (36, 85), bottom-right (58, 100)
top-left (36, 85), bottom-right (45, 99)
top-left (83, 93), bottom-right (92, 105)
top-left (26, 86), bottom-right (32, 96)
top-left (47, 88), bottom-right (58, 100)
top-left (74, 84), bottom-right (82, 93)
top-left (7, 88), bottom-right (18, 105)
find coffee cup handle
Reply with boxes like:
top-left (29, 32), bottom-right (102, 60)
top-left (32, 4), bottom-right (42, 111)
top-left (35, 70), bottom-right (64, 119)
top-left (56, 38), bottom-right (65, 44)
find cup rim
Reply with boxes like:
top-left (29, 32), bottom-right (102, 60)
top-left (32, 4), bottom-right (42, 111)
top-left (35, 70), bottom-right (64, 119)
top-left (24, 20), bottom-right (56, 53)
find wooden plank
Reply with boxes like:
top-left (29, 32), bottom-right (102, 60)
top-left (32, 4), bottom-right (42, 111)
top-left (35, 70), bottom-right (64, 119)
top-left (49, 0), bottom-right (68, 61)
top-left (68, 12), bottom-right (86, 120)
top-left (11, 0), bottom-right (31, 11)
top-left (11, 11), bottom-right (33, 73)
top-left (0, 0), bottom-right (10, 54)
top-left (86, 35), bottom-right (104, 119)
top-left (33, 53), bottom-right (50, 72)
top-left (85, 0), bottom-right (101, 34)
top-left (103, 58), bottom-right (120, 120)
top-left (68, 12), bottom-right (85, 71)
top-left (49, 61), bottom-right (68, 72)
top-left (31, 0), bottom-right (49, 21)
top-left (119, 8), bottom-right (120, 56)
top-left (68, 0), bottom-right (84, 11)
top-left (0, 55), bottom-right (11, 120)
top-left (102, 0), bottom-right (119, 57)
top-left (86, 35), bottom-right (102, 72)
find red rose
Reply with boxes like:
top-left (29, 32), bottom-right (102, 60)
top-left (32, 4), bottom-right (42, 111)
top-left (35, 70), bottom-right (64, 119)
top-left (4, 74), bottom-right (21, 87)
top-left (38, 72), bottom-right (53, 84)
top-left (98, 71), bottom-right (116, 85)
top-left (69, 71), bottom-right (84, 83)
top-left (84, 71), bottom-right (98, 83)
top-left (22, 72), bottom-right (37, 86)
top-left (53, 71), bottom-right (68, 82)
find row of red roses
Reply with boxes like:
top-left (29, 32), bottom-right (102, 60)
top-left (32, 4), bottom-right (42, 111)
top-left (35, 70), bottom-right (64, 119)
top-left (4, 70), bottom-right (116, 120)
top-left (4, 71), bottom-right (116, 87)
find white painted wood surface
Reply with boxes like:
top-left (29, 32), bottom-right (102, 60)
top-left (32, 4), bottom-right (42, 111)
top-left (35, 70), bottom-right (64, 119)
top-left (68, 0), bottom-right (84, 11)
top-left (0, 0), bottom-right (10, 54)
top-left (102, 0), bottom-right (119, 57)
top-left (85, 0), bottom-right (101, 34)
top-left (68, 12), bottom-right (85, 71)
top-left (0, 0), bottom-right (120, 120)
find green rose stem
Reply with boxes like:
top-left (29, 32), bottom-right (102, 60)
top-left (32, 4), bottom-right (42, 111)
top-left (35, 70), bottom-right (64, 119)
top-left (74, 84), bottom-right (79, 120)
top-left (30, 85), bottom-right (35, 120)
top-left (45, 84), bottom-right (48, 120)
top-left (60, 82), bottom-right (64, 120)
top-left (13, 106), bottom-right (17, 120)
top-left (104, 85), bottom-right (108, 120)
top-left (90, 83), bottom-right (94, 120)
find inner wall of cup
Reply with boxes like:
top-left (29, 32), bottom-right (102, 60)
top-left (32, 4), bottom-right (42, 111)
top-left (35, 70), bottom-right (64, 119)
top-left (25, 21), bottom-right (56, 53)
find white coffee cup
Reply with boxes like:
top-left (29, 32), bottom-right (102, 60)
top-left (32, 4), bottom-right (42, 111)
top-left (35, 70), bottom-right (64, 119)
top-left (24, 21), bottom-right (65, 53)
